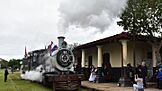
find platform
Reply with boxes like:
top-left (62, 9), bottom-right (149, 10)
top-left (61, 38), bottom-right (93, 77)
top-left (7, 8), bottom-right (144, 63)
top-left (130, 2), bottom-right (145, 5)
top-left (81, 81), bottom-right (161, 91)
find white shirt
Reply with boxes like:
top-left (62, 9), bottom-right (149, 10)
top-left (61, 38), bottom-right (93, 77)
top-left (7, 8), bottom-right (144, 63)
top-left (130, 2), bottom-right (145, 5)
top-left (135, 78), bottom-right (143, 88)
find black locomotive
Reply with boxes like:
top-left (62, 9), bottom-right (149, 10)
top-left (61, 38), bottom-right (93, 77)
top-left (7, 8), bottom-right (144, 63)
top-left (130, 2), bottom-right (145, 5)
top-left (21, 37), bottom-right (83, 91)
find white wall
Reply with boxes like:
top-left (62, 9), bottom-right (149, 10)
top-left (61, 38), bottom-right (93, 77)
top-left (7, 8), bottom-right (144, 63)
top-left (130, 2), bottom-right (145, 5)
top-left (127, 41), bottom-right (152, 66)
top-left (83, 43), bottom-right (122, 68)
top-left (84, 47), bottom-right (98, 67)
top-left (103, 43), bottom-right (121, 67)
top-left (76, 40), bottom-right (152, 68)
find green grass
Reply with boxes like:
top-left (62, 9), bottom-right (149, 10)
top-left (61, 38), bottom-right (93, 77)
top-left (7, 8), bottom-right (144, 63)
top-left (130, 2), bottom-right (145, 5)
top-left (0, 69), bottom-right (53, 91)
top-left (0, 69), bottom-right (87, 91)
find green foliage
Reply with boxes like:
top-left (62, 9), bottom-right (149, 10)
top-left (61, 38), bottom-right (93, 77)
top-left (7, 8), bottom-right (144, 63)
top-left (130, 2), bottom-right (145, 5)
top-left (117, 0), bottom-right (162, 37)
top-left (8, 59), bottom-right (22, 70)
top-left (0, 59), bottom-right (8, 68)
top-left (68, 43), bottom-right (80, 51)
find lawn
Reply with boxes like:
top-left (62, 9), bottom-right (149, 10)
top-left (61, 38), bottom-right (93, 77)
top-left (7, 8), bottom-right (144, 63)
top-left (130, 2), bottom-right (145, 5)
top-left (0, 69), bottom-right (87, 91)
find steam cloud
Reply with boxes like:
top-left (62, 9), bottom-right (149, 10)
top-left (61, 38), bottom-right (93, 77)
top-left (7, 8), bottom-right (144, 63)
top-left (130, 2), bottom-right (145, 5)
top-left (20, 53), bottom-right (55, 82)
top-left (58, 0), bottom-right (127, 34)
top-left (21, 65), bottom-right (44, 82)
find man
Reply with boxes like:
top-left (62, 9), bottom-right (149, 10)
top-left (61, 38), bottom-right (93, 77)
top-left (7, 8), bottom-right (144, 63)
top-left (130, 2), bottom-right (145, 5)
top-left (127, 63), bottom-right (134, 84)
top-left (4, 67), bottom-right (9, 82)
top-left (141, 61), bottom-right (147, 88)
top-left (11, 65), bottom-right (14, 74)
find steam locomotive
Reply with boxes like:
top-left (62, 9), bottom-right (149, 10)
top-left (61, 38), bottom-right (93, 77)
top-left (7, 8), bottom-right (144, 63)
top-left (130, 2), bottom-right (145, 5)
top-left (21, 37), bottom-right (83, 91)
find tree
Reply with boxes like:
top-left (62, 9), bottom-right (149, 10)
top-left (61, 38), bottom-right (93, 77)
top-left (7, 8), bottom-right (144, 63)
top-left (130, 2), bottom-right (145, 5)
top-left (118, 0), bottom-right (162, 35)
top-left (8, 59), bottom-right (22, 70)
top-left (68, 43), bottom-right (80, 51)
top-left (0, 59), bottom-right (8, 69)
top-left (117, 0), bottom-right (162, 66)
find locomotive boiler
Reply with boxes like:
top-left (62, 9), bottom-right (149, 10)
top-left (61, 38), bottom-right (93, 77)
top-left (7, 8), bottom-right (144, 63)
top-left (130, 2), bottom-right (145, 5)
top-left (21, 36), bottom-right (83, 91)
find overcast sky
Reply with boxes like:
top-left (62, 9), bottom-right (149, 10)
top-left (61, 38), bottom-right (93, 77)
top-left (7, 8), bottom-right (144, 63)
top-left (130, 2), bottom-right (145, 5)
top-left (0, 0), bottom-right (126, 60)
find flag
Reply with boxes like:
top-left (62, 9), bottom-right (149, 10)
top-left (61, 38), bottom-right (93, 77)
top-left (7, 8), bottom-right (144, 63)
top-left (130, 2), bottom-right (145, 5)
top-left (51, 45), bottom-right (58, 52)
top-left (50, 41), bottom-right (58, 56)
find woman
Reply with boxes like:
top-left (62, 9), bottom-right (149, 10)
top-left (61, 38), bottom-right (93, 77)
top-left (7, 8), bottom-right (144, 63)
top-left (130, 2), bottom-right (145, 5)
top-left (133, 74), bottom-right (144, 91)
top-left (89, 65), bottom-right (97, 82)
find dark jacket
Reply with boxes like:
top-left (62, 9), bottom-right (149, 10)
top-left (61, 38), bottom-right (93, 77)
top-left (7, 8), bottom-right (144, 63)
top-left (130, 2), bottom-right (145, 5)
top-left (4, 69), bottom-right (9, 76)
top-left (141, 66), bottom-right (147, 77)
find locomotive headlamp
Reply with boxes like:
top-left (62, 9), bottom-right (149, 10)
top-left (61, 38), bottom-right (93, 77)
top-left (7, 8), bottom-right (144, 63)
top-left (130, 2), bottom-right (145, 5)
top-left (62, 41), bottom-right (67, 48)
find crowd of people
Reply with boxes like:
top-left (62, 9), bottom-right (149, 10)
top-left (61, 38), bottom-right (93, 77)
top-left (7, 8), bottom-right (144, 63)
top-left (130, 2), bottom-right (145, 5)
top-left (127, 61), bottom-right (162, 91)
top-left (87, 61), bottom-right (162, 91)
top-left (129, 61), bottom-right (147, 91)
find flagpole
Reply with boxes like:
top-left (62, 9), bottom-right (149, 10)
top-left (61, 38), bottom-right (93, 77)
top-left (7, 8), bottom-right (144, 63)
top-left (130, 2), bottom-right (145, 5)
top-left (50, 41), bottom-right (53, 56)
top-left (25, 46), bottom-right (27, 58)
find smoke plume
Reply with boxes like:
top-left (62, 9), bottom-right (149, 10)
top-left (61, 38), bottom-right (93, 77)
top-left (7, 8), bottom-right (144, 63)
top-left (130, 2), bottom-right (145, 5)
top-left (21, 65), bottom-right (44, 82)
top-left (58, 0), bottom-right (127, 34)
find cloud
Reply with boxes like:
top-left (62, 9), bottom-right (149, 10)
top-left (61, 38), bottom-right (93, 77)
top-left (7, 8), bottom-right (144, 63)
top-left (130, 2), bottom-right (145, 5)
top-left (58, 0), bottom-right (127, 34)
top-left (0, 0), bottom-right (61, 60)
top-left (0, 0), bottom-right (125, 60)
top-left (65, 18), bottom-right (123, 44)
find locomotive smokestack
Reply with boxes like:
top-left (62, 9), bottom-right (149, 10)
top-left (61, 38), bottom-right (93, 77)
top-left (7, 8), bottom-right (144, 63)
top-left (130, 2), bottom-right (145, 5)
top-left (58, 36), bottom-right (65, 48)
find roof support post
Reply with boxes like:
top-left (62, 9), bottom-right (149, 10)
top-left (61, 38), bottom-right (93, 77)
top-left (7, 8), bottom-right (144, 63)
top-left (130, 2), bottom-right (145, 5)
top-left (97, 45), bottom-right (103, 67)
top-left (118, 39), bottom-right (131, 87)
top-left (120, 39), bottom-right (128, 66)
top-left (152, 45), bottom-right (156, 67)
top-left (81, 49), bottom-right (85, 68)
top-left (96, 45), bottom-right (104, 83)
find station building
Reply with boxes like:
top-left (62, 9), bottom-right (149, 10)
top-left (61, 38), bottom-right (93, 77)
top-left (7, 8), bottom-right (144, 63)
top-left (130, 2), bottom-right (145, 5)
top-left (73, 32), bottom-right (161, 82)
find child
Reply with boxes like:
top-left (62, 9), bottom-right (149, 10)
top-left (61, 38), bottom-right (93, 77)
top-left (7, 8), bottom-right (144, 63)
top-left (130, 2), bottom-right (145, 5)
top-left (133, 74), bottom-right (144, 91)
